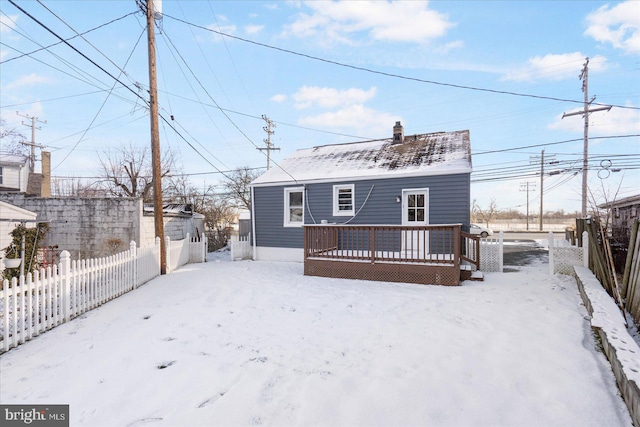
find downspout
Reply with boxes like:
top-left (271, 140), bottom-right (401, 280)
top-left (251, 185), bottom-right (257, 260)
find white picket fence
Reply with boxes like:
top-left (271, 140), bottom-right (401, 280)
top-left (230, 234), bottom-right (252, 261)
top-left (166, 233), bottom-right (207, 273)
top-left (549, 231), bottom-right (589, 275)
top-left (0, 235), bottom-right (206, 354)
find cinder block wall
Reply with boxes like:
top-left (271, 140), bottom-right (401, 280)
top-left (0, 195), bottom-right (142, 259)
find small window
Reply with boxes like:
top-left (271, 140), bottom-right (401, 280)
top-left (333, 184), bottom-right (354, 216)
top-left (284, 187), bottom-right (304, 227)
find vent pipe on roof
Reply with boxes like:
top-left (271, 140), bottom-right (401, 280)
top-left (393, 121), bottom-right (404, 144)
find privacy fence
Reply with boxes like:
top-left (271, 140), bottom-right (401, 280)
top-left (0, 234), bottom-right (207, 354)
top-left (550, 219), bottom-right (640, 329)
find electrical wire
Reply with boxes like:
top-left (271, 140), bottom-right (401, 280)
top-left (164, 12), bottom-right (640, 111)
top-left (53, 28), bottom-right (146, 170)
top-left (0, 10), bottom-right (137, 64)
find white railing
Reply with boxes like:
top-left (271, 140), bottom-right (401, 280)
top-left (230, 234), bottom-right (252, 261)
top-left (549, 231), bottom-right (589, 275)
top-left (1, 236), bottom-right (206, 354)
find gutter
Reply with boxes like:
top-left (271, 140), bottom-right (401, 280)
top-left (250, 185), bottom-right (257, 261)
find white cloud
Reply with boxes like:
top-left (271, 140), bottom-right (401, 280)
top-left (549, 102), bottom-right (640, 136)
top-left (585, 1), bottom-right (640, 54)
top-left (432, 40), bottom-right (464, 54)
top-left (271, 94), bottom-right (287, 103)
top-left (502, 53), bottom-right (607, 82)
top-left (298, 104), bottom-right (397, 134)
top-left (293, 86), bottom-right (377, 109)
top-left (245, 24), bottom-right (264, 35)
top-left (206, 15), bottom-right (237, 42)
top-left (4, 73), bottom-right (51, 90)
top-left (0, 14), bottom-right (17, 33)
top-left (284, 1), bottom-right (454, 45)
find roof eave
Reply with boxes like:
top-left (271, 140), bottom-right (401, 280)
top-left (250, 166), bottom-right (472, 188)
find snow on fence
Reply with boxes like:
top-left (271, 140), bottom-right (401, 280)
top-left (479, 231), bottom-right (503, 272)
top-left (230, 234), bottom-right (252, 261)
top-left (165, 233), bottom-right (207, 273)
top-left (549, 231), bottom-right (589, 275)
top-left (0, 235), bottom-right (206, 354)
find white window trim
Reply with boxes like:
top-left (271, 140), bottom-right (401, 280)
top-left (284, 187), bottom-right (305, 227)
top-left (333, 184), bottom-right (355, 216)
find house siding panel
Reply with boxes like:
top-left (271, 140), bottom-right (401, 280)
top-left (253, 173), bottom-right (470, 249)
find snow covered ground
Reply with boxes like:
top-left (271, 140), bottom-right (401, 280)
top-left (0, 251), bottom-right (633, 426)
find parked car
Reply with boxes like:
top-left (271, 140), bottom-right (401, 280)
top-left (469, 224), bottom-right (493, 238)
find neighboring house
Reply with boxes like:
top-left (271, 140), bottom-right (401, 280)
top-left (599, 194), bottom-right (640, 242)
top-left (0, 195), bottom-right (204, 259)
top-left (0, 200), bottom-right (37, 258)
top-left (0, 154), bottom-right (30, 193)
top-left (250, 122), bottom-right (472, 262)
top-left (0, 151), bottom-right (51, 197)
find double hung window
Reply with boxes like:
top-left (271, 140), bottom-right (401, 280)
top-left (284, 187), bottom-right (304, 227)
top-left (333, 184), bottom-right (354, 216)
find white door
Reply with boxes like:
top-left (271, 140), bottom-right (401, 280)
top-left (402, 189), bottom-right (429, 256)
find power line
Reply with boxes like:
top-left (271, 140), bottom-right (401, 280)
top-left (0, 10), bottom-right (138, 64)
top-left (164, 13), bottom-right (640, 111)
top-left (53, 28), bottom-right (146, 170)
top-left (7, 0), bottom-right (145, 104)
top-left (472, 134), bottom-right (640, 156)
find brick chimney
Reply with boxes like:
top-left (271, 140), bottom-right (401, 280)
top-left (393, 121), bottom-right (404, 144)
top-left (41, 150), bottom-right (51, 197)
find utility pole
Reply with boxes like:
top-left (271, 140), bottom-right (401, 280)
top-left (562, 57), bottom-right (611, 217)
top-left (519, 181), bottom-right (536, 230)
top-left (257, 115), bottom-right (279, 170)
top-left (144, 0), bottom-right (166, 274)
top-left (530, 150), bottom-right (556, 231)
top-left (16, 111), bottom-right (46, 170)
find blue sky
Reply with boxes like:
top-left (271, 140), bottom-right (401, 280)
top-left (1, 0), bottom-right (639, 214)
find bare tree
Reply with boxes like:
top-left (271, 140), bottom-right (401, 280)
top-left (223, 166), bottom-right (262, 211)
top-left (0, 119), bottom-right (27, 155)
top-left (51, 177), bottom-right (108, 197)
top-left (472, 198), bottom-right (500, 227)
top-left (201, 196), bottom-right (236, 251)
top-left (98, 143), bottom-right (175, 202)
top-left (163, 175), bottom-right (217, 214)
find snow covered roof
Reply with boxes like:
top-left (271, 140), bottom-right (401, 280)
top-left (0, 153), bottom-right (29, 166)
top-left (251, 129), bottom-right (471, 186)
top-left (597, 194), bottom-right (640, 209)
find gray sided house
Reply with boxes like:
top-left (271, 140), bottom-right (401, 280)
top-left (250, 122), bottom-right (472, 262)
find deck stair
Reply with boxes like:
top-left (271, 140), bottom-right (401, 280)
top-left (460, 261), bottom-right (484, 282)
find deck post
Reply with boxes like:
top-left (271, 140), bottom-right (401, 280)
top-left (370, 226), bottom-right (375, 263)
top-left (303, 226), bottom-right (308, 261)
top-left (453, 225), bottom-right (461, 271)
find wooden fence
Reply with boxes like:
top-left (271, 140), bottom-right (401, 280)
top-left (622, 219), bottom-right (640, 327)
top-left (0, 235), bottom-right (207, 354)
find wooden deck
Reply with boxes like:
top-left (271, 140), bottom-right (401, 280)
top-left (304, 224), bottom-right (480, 286)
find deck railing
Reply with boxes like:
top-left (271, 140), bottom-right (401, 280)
top-left (305, 224), bottom-right (479, 266)
top-left (304, 224), bottom-right (480, 286)
top-left (461, 231), bottom-right (480, 270)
